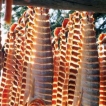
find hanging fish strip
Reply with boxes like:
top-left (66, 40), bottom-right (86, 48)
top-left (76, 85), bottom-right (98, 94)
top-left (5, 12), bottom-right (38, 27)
top-left (97, 33), bottom-right (106, 105)
top-left (1, 23), bottom-right (19, 105)
top-left (67, 11), bottom-right (81, 106)
top-left (52, 27), bottom-right (61, 106)
top-left (28, 7), bottom-right (54, 106)
top-left (78, 12), bottom-right (100, 106)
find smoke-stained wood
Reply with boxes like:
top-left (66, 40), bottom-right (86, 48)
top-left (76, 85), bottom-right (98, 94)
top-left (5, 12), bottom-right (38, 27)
top-left (2, 0), bottom-right (106, 13)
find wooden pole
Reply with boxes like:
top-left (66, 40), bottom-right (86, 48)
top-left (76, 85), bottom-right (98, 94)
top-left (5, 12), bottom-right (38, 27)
top-left (4, 0), bottom-right (106, 13)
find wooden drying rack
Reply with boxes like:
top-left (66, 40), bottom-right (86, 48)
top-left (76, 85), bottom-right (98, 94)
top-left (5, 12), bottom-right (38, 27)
top-left (2, 0), bottom-right (106, 13)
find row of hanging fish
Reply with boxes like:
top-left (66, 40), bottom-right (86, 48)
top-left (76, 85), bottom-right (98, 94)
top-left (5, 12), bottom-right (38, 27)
top-left (0, 2), bottom-right (106, 106)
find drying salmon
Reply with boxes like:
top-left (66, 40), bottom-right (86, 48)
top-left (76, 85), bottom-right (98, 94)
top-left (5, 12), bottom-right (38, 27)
top-left (0, 3), bottom-right (105, 106)
top-left (97, 33), bottom-right (106, 105)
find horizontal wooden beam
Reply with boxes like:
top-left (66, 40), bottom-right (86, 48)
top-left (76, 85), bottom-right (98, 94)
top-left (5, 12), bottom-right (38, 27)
top-left (3, 0), bottom-right (106, 13)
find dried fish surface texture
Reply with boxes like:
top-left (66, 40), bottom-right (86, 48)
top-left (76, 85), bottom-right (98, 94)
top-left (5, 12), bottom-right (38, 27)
top-left (97, 33), bottom-right (106, 105)
top-left (0, 2), bottom-right (103, 105)
top-left (29, 7), bottom-right (53, 106)
top-left (79, 12), bottom-right (100, 106)
top-left (55, 24), bottom-right (69, 106)
top-left (0, 23), bottom-right (17, 105)
top-left (52, 27), bottom-right (61, 106)
top-left (0, 7), bottom-right (34, 106)
top-left (69, 11), bottom-right (81, 106)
